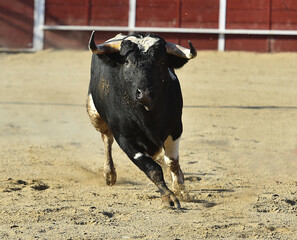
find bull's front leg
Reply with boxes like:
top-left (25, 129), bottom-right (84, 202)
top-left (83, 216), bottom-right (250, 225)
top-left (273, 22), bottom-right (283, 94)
top-left (131, 152), bottom-right (181, 209)
top-left (164, 135), bottom-right (189, 200)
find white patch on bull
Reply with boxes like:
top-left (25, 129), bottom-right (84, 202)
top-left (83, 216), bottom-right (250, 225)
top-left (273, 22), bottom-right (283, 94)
top-left (125, 36), bottom-right (160, 52)
top-left (164, 136), bottom-right (184, 188)
top-left (134, 152), bottom-right (143, 159)
top-left (87, 93), bottom-right (99, 119)
top-left (164, 136), bottom-right (180, 160)
top-left (168, 68), bottom-right (177, 81)
top-left (134, 152), bottom-right (150, 160)
top-left (165, 155), bottom-right (183, 183)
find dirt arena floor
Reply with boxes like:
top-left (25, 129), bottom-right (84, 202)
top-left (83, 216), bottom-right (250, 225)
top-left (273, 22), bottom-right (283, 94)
top-left (0, 49), bottom-right (297, 239)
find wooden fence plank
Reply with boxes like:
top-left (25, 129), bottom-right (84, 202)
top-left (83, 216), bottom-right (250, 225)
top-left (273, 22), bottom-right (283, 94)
top-left (225, 35), bottom-right (269, 52)
top-left (0, 0), bottom-right (34, 48)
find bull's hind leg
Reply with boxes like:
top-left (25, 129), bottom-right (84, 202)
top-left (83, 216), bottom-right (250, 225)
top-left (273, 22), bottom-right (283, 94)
top-left (87, 94), bottom-right (117, 186)
top-left (100, 131), bottom-right (116, 186)
top-left (164, 135), bottom-right (188, 198)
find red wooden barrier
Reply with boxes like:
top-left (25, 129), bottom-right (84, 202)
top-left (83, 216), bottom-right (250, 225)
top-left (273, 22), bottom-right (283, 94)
top-left (0, 0), bottom-right (296, 52)
top-left (44, 0), bottom-right (129, 48)
top-left (136, 0), bottom-right (219, 48)
top-left (270, 0), bottom-right (297, 53)
top-left (45, 0), bottom-right (129, 26)
top-left (136, 0), bottom-right (179, 28)
top-left (0, 0), bottom-right (34, 49)
top-left (225, 0), bottom-right (297, 52)
top-left (271, 0), bottom-right (297, 30)
top-left (89, 0), bottom-right (129, 26)
top-left (227, 0), bottom-right (270, 30)
top-left (181, 0), bottom-right (219, 28)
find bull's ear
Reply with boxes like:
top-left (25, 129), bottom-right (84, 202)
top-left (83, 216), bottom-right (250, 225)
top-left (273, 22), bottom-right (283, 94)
top-left (168, 54), bottom-right (189, 69)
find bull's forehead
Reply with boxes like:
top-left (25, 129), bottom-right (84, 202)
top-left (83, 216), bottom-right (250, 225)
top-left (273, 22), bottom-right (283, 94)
top-left (124, 36), bottom-right (160, 52)
top-left (106, 34), bottom-right (161, 53)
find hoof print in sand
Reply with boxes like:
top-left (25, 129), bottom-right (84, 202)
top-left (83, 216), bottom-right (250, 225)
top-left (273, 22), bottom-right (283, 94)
top-left (2, 179), bottom-right (28, 192)
top-left (184, 176), bottom-right (202, 182)
top-left (1, 179), bottom-right (49, 192)
top-left (30, 180), bottom-right (50, 191)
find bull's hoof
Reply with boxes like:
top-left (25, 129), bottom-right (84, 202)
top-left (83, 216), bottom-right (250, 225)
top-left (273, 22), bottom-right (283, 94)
top-left (104, 170), bottom-right (117, 186)
top-left (175, 190), bottom-right (191, 202)
top-left (161, 193), bottom-right (181, 209)
top-left (173, 184), bottom-right (191, 202)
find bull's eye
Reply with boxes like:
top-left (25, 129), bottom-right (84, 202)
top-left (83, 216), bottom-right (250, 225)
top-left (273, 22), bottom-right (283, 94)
top-left (125, 59), bottom-right (130, 65)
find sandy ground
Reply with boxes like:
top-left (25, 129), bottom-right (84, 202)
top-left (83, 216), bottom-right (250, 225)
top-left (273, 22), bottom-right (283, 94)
top-left (0, 49), bottom-right (297, 239)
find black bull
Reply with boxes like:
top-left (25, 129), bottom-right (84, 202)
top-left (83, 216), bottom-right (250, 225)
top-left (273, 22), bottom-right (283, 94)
top-left (86, 31), bottom-right (197, 209)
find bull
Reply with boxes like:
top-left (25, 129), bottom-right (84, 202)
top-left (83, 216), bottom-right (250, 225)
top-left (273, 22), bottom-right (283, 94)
top-left (86, 31), bottom-right (196, 209)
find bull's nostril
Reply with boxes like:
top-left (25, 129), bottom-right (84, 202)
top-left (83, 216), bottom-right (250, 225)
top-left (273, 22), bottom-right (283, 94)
top-left (136, 89), bottom-right (143, 99)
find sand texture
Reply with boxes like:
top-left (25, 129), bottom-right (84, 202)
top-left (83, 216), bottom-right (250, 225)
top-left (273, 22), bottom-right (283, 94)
top-left (0, 50), bottom-right (297, 239)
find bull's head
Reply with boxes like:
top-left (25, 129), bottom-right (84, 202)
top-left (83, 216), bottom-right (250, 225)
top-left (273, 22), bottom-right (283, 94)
top-left (89, 31), bottom-right (197, 111)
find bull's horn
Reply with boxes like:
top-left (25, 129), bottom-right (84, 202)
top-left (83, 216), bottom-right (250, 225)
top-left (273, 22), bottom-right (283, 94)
top-left (89, 31), bottom-right (122, 55)
top-left (166, 41), bottom-right (197, 59)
